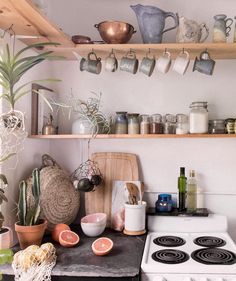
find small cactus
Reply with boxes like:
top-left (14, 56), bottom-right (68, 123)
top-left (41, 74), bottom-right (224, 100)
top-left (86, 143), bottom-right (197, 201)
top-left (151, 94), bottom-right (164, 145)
top-left (18, 168), bottom-right (41, 226)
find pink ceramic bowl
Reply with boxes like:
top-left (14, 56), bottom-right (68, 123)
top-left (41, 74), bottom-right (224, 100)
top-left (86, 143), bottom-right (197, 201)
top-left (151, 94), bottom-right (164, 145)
top-left (81, 213), bottom-right (107, 237)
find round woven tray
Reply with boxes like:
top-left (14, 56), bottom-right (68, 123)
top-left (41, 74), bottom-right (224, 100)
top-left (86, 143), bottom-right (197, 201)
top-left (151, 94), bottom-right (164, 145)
top-left (26, 155), bottom-right (80, 231)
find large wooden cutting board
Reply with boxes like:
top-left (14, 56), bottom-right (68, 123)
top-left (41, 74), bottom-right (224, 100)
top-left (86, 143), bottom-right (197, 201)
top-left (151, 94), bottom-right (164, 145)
top-left (85, 152), bottom-right (139, 226)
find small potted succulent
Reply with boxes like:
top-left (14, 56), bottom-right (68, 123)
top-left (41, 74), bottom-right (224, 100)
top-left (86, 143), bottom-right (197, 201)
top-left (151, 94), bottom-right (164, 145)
top-left (0, 174), bottom-right (13, 249)
top-left (15, 168), bottom-right (47, 249)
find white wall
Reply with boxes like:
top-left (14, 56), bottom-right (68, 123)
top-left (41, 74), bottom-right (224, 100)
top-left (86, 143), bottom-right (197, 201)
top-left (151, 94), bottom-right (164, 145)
top-left (48, 1), bottom-right (236, 240)
top-left (0, 36), bottom-right (51, 243)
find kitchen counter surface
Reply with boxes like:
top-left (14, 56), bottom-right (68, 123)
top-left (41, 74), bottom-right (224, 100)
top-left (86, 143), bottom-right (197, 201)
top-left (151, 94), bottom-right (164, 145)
top-left (0, 228), bottom-right (146, 279)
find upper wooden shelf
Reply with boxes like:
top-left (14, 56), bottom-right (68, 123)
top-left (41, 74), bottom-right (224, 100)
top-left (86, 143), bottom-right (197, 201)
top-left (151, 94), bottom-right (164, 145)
top-left (0, 0), bottom-right (236, 60)
top-left (29, 134), bottom-right (236, 139)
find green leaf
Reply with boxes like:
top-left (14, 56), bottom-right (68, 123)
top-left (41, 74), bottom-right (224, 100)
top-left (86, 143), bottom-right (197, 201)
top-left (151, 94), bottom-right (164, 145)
top-left (18, 181), bottom-right (27, 226)
top-left (0, 153), bottom-right (16, 163)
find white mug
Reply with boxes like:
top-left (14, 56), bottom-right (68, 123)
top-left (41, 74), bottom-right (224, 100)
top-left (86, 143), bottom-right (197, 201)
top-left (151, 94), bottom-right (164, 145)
top-left (173, 50), bottom-right (190, 75)
top-left (156, 51), bottom-right (171, 74)
top-left (105, 51), bottom-right (118, 72)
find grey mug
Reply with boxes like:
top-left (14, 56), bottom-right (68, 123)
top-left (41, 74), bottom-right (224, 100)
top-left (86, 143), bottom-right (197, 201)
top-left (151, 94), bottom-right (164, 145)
top-left (80, 51), bottom-right (102, 74)
top-left (139, 52), bottom-right (156, 77)
top-left (193, 50), bottom-right (215, 76)
top-left (120, 50), bottom-right (139, 74)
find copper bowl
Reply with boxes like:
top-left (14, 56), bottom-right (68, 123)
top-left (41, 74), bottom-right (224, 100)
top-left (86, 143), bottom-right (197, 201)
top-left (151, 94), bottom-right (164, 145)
top-left (94, 21), bottom-right (136, 44)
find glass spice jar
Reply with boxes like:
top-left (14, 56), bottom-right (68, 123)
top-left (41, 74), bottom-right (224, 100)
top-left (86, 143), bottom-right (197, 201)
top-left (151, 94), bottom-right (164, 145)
top-left (163, 114), bottom-right (176, 134)
top-left (176, 114), bottom-right (189, 134)
top-left (208, 119), bottom-right (226, 134)
top-left (127, 113), bottom-right (140, 134)
top-left (140, 114), bottom-right (150, 134)
top-left (115, 112), bottom-right (128, 134)
top-left (150, 114), bottom-right (163, 134)
top-left (225, 118), bottom-right (235, 134)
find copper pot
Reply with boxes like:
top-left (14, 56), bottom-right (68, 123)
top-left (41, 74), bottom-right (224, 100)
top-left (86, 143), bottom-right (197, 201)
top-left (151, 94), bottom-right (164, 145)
top-left (94, 21), bottom-right (136, 44)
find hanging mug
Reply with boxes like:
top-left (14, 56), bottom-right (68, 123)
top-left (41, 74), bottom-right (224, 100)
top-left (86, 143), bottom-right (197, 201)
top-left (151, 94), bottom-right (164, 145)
top-left (139, 51), bottom-right (156, 77)
top-left (193, 50), bottom-right (216, 76)
top-left (105, 50), bottom-right (118, 72)
top-left (120, 50), bottom-right (139, 74)
top-left (80, 51), bottom-right (102, 74)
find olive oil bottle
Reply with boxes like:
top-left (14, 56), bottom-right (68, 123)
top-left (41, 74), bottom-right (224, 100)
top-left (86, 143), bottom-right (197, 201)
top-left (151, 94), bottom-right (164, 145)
top-left (186, 170), bottom-right (197, 212)
top-left (178, 167), bottom-right (187, 212)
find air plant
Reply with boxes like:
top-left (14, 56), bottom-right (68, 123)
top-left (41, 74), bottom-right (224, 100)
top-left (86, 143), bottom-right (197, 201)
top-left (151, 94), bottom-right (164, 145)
top-left (70, 92), bottom-right (111, 136)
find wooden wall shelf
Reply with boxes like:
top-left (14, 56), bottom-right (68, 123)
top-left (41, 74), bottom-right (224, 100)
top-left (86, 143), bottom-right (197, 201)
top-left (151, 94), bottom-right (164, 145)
top-left (29, 134), bottom-right (236, 139)
top-left (0, 1), bottom-right (236, 60)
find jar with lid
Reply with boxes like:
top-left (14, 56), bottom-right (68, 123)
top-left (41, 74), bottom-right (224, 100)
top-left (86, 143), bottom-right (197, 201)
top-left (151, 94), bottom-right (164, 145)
top-left (114, 112), bottom-right (128, 134)
top-left (163, 114), bottom-right (176, 134)
top-left (155, 194), bottom-right (173, 212)
top-left (140, 114), bottom-right (150, 134)
top-left (225, 118), bottom-right (235, 134)
top-left (176, 114), bottom-right (189, 134)
top-left (150, 114), bottom-right (163, 134)
top-left (209, 119), bottom-right (226, 134)
top-left (127, 113), bottom-right (140, 134)
top-left (189, 102), bottom-right (208, 134)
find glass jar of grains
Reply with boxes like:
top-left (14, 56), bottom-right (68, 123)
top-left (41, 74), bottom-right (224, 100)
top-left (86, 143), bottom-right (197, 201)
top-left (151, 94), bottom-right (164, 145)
top-left (140, 114), bottom-right (150, 134)
top-left (176, 114), bottom-right (189, 134)
top-left (209, 119), bottom-right (226, 134)
top-left (127, 113), bottom-right (140, 134)
top-left (189, 102), bottom-right (208, 134)
top-left (163, 114), bottom-right (176, 134)
top-left (115, 112), bottom-right (128, 134)
top-left (225, 118), bottom-right (235, 134)
top-left (150, 114), bottom-right (163, 134)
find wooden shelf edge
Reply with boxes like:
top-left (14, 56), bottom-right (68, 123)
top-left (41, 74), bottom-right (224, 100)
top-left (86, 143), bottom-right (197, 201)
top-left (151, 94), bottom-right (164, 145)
top-left (47, 42), bottom-right (236, 60)
top-left (29, 134), bottom-right (236, 139)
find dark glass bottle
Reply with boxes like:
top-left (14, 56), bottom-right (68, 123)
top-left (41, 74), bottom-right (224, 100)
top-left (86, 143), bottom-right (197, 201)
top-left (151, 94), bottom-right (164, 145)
top-left (178, 167), bottom-right (187, 212)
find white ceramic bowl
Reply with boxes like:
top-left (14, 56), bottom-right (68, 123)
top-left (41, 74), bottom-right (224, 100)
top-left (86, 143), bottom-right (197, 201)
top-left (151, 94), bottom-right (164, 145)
top-left (81, 213), bottom-right (107, 237)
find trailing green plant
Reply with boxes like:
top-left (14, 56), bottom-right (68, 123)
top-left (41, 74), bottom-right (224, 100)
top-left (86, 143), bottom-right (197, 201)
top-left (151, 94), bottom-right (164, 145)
top-left (0, 174), bottom-right (8, 231)
top-left (18, 168), bottom-right (41, 226)
top-left (0, 42), bottom-right (61, 111)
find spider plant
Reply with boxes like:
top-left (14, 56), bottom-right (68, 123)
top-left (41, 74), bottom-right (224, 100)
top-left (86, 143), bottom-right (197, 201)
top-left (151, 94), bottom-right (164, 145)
top-left (0, 42), bottom-right (61, 111)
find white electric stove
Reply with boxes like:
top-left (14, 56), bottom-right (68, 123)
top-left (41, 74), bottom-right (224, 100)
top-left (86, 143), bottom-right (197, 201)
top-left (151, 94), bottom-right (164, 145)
top-left (141, 214), bottom-right (236, 281)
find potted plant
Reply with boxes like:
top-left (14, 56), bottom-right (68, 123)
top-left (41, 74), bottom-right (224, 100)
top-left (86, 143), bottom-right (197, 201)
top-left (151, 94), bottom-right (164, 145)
top-left (0, 174), bottom-right (13, 249)
top-left (15, 168), bottom-right (47, 249)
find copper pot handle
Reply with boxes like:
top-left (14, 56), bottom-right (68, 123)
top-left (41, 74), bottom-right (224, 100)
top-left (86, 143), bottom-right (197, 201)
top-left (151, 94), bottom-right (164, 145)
top-left (132, 30), bottom-right (137, 34)
top-left (94, 24), bottom-right (99, 29)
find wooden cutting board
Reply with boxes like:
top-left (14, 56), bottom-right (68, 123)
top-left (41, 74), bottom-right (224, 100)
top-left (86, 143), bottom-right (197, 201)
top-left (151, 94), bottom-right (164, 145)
top-left (85, 152), bottom-right (139, 226)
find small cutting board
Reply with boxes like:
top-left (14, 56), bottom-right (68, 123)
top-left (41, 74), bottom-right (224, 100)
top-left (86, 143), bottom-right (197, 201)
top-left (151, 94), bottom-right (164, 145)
top-left (85, 152), bottom-right (139, 226)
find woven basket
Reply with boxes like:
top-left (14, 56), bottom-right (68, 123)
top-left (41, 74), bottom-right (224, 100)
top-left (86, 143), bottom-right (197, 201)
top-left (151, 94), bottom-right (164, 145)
top-left (26, 154), bottom-right (80, 231)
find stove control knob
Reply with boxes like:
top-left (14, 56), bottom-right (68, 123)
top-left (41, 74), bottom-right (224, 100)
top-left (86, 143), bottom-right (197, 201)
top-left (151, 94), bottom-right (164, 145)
top-left (183, 277), bottom-right (194, 281)
top-left (153, 276), bottom-right (167, 281)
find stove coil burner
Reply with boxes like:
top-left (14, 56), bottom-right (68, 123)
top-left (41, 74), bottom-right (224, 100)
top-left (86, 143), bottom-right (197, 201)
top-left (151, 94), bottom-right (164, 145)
top-left (194, 236), bottom-right (226, 247)
top-left (153, 236), bottom-right (186, 247)
top-left (191, 248), bottom-right (236, 265)
top-left (152, 249), bottom-right (189, 264)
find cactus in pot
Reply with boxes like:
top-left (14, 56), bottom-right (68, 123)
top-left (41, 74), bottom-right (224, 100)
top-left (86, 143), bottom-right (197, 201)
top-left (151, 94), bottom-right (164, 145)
top-left (15, 168), bottom-right (47, 249)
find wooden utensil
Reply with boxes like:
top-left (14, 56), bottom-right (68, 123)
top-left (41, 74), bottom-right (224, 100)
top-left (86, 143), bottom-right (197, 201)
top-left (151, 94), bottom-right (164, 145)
top-left (126, 182), bottom-right (139, 205)
top-left (85, 152), bottom-right (139, 226)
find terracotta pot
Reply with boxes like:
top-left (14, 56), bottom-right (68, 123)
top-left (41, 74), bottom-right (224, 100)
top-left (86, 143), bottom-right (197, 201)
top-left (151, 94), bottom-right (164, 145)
top-left (15, 220), bottom-right (47, 249)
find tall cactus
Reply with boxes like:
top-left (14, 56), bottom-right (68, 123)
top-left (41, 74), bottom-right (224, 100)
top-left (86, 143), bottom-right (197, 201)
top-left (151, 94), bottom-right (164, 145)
top-left (18, 181), bottom-right (27, 226)
top-left (18, 168), bottom-right (41, 226)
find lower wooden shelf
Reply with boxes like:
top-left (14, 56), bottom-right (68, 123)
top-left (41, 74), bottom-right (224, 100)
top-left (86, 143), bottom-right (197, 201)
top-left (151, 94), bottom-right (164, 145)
top-left (28, 134), bottom-right (236, 139)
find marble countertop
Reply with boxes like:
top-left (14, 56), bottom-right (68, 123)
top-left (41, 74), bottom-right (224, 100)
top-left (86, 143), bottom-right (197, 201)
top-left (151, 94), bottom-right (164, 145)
top-left (0, 228), bottom-right (146, 278)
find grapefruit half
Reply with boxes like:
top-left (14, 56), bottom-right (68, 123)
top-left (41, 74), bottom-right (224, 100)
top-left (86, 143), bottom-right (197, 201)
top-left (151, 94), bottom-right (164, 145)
top-left (59, 230), bottom-right (80, 247)
top-left (92, 237), bottom-right (113, 256)
top-left (52, 224), bottom-right (71, 242)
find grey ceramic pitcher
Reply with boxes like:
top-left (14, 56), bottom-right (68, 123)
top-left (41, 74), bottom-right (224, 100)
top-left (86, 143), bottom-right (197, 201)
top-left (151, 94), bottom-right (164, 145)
top-left (131, 4), bottom-right (179, 43)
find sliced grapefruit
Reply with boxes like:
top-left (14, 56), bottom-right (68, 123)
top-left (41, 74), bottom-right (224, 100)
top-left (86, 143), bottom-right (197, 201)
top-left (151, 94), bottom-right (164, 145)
top-left (59, 230), bottom-right (80, 248)
top-left (52, 224), bottom-right (71, 242)
top-left (92, 237), bottom-right (113, 256)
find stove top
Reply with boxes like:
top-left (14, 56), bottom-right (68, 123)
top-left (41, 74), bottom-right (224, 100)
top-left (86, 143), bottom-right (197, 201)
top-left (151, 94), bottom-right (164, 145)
top-left (142, 232), bottom-right (236, 274)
